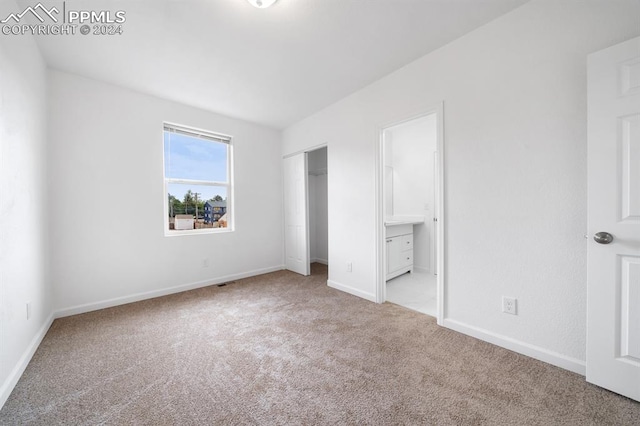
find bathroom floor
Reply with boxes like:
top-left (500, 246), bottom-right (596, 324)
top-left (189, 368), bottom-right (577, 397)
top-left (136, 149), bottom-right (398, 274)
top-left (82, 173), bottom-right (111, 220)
top-left (386, 270), bottom-right (437, 317)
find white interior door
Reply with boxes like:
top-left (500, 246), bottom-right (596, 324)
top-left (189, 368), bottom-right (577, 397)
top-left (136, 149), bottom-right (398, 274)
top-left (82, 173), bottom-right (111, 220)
top-left (586, 36), bottom-right (640, 402)
top-left (284, 153), bottom-right (310, 276)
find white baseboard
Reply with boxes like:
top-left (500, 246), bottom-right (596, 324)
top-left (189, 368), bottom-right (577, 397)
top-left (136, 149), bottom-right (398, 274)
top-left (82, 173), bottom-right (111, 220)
top-left (56, 265), bottom-right (285, 318)
top-left (327, 279), bottom-right (376, 302)
top-left (413, 265), bottom-right (430, 274)
top-left (443, 318), bottom-right (586, 375)
top-left (0, 312), bottom-right (54, 409)
top-left (311, 258), bottom-right (328, 265)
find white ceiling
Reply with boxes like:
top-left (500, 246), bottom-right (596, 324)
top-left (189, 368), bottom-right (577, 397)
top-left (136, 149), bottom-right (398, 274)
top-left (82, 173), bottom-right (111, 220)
top-left (24, 0), bottom-right (529, 129)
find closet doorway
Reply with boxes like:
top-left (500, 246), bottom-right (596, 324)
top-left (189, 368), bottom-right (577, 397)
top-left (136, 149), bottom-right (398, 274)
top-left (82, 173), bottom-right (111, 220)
top-left (307, 147), bottom-right (328, 272)
top-left (283, 146), bottom-right (328, 276)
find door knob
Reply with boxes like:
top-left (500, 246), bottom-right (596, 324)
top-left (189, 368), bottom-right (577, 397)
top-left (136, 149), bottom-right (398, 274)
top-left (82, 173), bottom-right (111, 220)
top-left (593, 232), bottom-right (614, 244)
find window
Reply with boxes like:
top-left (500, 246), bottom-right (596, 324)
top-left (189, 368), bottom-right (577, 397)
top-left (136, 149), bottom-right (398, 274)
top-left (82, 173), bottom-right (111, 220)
top-left (163, 123), bottom-right (232, 234)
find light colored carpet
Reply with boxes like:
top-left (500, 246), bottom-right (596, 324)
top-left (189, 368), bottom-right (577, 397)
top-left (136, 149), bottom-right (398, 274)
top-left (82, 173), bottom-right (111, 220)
top-left (1, 264), bottom-right (639, 425)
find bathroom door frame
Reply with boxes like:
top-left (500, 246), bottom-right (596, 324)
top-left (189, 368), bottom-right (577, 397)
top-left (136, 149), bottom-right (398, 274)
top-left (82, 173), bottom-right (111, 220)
top-left (374, 102), bottom-right (445, 325)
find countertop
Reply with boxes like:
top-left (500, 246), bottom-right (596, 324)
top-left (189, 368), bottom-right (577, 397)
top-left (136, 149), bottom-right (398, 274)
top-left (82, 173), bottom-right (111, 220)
top-left (384, 216), bottom-right (425, 226)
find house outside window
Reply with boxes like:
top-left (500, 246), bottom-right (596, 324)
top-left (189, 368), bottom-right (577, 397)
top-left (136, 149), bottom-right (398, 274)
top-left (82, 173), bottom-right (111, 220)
top-left (163, 123), bottom-right (233, 235)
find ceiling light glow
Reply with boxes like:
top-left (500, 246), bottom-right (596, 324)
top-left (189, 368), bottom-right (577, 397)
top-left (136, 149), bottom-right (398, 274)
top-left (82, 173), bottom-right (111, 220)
top-left (247, 0), bottom-right (277, 8)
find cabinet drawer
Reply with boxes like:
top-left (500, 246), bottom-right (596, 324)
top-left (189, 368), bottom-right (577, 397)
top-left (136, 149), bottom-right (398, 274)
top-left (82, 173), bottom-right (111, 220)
top-left (401, 234), bottom-right (413, 251)
top-left (401, 252), bottom-right (413, 267)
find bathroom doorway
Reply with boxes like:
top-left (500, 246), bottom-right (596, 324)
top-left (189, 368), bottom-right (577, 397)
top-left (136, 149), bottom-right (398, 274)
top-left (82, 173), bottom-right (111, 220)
top-left (376, 106), bottom-right (444, 323)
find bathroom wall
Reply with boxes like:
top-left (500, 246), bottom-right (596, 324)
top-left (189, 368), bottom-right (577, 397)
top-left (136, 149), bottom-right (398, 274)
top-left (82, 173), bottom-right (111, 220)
top-left (383, 131), bottom-right (394, 216)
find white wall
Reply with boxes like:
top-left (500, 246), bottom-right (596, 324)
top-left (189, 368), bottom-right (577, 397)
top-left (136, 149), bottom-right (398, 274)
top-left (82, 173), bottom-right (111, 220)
top-left (387, 115), bottom-right (437, 271)
top-left (283, 0), bottom-right (640, 371)
top-left (308, 148), bottom-right (328, 264)
top-left (0, 0), bottom-right (52, 406)
top-left (49, 71), bottom-right (284, 313)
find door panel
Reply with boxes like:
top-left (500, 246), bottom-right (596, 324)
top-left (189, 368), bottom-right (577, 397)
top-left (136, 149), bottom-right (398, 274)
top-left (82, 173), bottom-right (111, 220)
top-left (620, 114), bottom-right (640, 223)
top-left (586, 36), bottom-right (640, 402)
top-left (284, 154), bottom-right (310, 276)
top-left (387, 237), bottom-right (402, 274)
top-left (620, 256), bottom-right (640, 361)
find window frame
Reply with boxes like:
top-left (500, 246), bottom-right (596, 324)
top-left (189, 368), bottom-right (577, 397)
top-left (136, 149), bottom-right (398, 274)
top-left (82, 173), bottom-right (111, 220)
top-left (162, 122), bottom-right (234, 236)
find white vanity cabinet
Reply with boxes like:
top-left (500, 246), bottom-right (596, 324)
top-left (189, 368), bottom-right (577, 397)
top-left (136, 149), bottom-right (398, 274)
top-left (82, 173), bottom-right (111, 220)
top-left (386, 223), bottom-right (414, 280)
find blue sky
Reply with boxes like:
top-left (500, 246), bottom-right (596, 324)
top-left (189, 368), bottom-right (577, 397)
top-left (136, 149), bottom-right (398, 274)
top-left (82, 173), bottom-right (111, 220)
top-left (164, 132), bottom-right (227, 181)
top-left (164, 131), bottom-right (229, 201)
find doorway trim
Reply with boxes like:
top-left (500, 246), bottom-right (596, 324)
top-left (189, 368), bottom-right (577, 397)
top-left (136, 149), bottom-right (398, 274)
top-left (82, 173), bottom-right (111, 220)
top-left (374, 102), bottom-right (445, 325)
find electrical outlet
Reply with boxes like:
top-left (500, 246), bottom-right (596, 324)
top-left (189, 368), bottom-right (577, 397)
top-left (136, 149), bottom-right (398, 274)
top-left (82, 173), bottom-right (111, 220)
top-left (202, 258), bottom-right (210, 268)
top-left (26, 302), bottom-right (31, 320)
top-left (502, 296), bottom-right (517, 315)
top-left (346, 262), bottom-right (353, 272)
